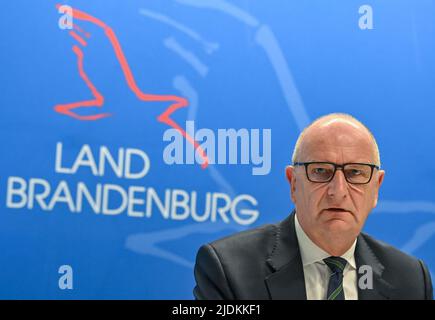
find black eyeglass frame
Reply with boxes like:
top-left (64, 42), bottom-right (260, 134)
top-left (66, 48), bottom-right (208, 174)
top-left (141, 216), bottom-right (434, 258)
top-left (293, 161), bottom-right (380, 185)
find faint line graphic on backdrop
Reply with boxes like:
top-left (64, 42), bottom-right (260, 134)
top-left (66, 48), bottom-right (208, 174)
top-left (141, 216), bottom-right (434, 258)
top-left (374, 201), bottom-right (435, 254)
top-left (126, 222), bottom-right (245, 268)
top-left (127, 0), bottom-right (310, 268)
top-left (130, 1), bottom-right (435, 274)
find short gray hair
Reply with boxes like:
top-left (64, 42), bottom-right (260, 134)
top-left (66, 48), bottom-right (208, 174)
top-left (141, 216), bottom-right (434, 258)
top-left (291, 113), bottom-right (381, 166)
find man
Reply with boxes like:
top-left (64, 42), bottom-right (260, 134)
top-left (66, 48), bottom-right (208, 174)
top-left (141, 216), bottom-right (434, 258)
top-left (193, 113), bottom-right (433, 300)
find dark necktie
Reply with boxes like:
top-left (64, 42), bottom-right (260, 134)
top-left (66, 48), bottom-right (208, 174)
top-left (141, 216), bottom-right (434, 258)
top-left (323, 256), bottom-right (348, 300)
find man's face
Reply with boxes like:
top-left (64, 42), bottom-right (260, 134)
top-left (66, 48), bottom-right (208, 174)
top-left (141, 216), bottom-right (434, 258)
top-left (286, 119), bottom-right (385, 241)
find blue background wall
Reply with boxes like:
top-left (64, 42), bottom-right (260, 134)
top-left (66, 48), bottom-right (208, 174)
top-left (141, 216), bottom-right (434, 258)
top-left (0, 0), bottom-right (434, 298)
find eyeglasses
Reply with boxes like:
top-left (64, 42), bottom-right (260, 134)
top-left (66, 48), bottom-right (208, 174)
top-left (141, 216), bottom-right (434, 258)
top-left (293, 162), bottom-right (380, 185)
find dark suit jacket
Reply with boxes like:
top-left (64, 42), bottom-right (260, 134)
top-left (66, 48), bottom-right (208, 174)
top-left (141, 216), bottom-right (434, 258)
top-left (193, 212), bottom-right (433, 300)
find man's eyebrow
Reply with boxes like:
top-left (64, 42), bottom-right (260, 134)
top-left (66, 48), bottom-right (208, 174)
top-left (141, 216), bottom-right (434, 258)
top-left (302, 159), bottom-right (331, 162)
top-left (301, 160), bottom-right (375, 164)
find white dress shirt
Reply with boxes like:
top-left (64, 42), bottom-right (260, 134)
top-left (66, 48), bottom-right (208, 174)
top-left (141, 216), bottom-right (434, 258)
top-left (294, 214), bottom-right (358, 300)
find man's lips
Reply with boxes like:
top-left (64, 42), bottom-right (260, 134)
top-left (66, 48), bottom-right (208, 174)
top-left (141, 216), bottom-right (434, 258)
top-left (324, 208), bottom-right (348, 212)
top-left (321, 207), bottom-right (352, 221)
top-left (322, 208), bottom-right (352, 216)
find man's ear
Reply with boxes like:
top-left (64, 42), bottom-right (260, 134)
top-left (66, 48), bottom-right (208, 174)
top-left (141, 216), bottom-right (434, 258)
top-left (285, 165), bottom-right (297, 203)
top-left (377, 169), bottom-right (385, 188)
top-left (372, 169), bottom-right (385, 208)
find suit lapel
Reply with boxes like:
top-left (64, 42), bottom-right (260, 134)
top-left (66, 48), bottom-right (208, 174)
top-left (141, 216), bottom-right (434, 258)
top-left (355, 234), bottom-right (396, 300)
top-left (265, 212), bottom-right (307, 300)
top-left (264, 212), bottom-right (397, 300)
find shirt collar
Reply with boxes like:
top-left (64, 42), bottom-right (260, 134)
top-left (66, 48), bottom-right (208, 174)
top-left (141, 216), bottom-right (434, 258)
top-left (294, 213), bottom-right (357, 269)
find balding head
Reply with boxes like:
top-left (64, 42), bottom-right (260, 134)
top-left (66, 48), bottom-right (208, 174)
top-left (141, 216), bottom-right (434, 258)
top-left (285, 113), bottom-right (385, 256)
top-left (292, 113), bottom-right (381, 167)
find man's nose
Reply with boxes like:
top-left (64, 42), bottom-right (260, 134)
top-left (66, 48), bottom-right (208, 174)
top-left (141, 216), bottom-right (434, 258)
top-left (327, 168), bottom-right (349, 199)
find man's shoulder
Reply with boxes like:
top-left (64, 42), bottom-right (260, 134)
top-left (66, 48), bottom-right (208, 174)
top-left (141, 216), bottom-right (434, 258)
top-left (359, 231), bottom-right (431, 288)
top-left (194, 217), bottom-right (293, 299)
top-left (360, 231), bottom-right (422, 267)
top-left (359, 232), bottom-right (433, 299)
top-left (208, 221), bottom-right (279, 256)
top-left (203, 215), bottom-right (296, 262)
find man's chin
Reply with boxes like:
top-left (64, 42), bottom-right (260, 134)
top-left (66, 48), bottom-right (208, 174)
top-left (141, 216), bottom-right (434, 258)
top-left (322, 218), bottom-right (354, 232)
top-left (320, 210), bottom-right (354, 224)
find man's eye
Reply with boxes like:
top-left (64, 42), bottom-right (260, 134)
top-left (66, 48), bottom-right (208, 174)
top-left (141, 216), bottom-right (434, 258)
top-left (313, 168), bottom-right (327, 174)
top-left (348, 169), bottom-right (362, 176)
